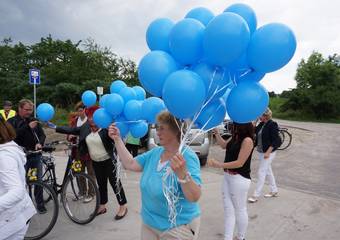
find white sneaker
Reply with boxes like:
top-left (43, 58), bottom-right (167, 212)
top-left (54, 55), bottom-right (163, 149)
top-left (72, 194), bottom-right (85, 201)
top-left (83, 195), bottom-right (93, 203)
top-left (264, 192), bottom-right (279, 198)
top-left (248, 196), bottom-right (258, 203)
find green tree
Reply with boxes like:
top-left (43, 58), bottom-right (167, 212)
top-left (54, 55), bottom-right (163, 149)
top-left (0, 36), bottom-right (139, 108)
top-left (281, 52), bottom-right (340, 119)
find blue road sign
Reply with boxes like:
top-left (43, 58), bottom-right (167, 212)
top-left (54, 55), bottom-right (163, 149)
top-left (29, 69), bottom-right (40, 84)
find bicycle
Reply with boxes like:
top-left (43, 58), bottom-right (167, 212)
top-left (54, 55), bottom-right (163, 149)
top-left (25, 141), bottom-right (100, 239)
top-left (278, 127), bottom-right (292, 150)
top-left (41, 141), bottom-right (100, 224)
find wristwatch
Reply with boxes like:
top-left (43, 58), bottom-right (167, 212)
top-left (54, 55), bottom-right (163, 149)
top-left (177, 172), bottom-right (192, 184)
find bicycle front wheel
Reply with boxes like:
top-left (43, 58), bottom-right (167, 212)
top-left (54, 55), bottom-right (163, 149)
top-left (61, 172), bottom-right (99, 224)
top-left (25, 181), bottom-right (59, 240)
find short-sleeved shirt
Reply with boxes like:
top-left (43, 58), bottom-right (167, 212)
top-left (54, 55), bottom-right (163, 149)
top-left (136, 146), bottom-right (201, 231)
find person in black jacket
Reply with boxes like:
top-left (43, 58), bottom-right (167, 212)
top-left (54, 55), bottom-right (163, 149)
top-left (248, 108), bottom-right (281, 203)
top-left (51, 106), bottom-right (128, 220)
top-left (7, 99), bottom-right (47, 213)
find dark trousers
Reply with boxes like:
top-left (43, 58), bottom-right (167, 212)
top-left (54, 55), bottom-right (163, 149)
top-left (78, 156), bottom-right (96, 196)
top-left (25, 154), bottom-right (43, 207)
top-left (126, 143), bottom-right (139, 157)
top-left (92, 158), bottom-right (127, 206)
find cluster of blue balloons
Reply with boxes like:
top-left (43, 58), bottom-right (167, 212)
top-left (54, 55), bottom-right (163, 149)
top-left (82, 80), bottom-right (166, 138)
top-left (139, 3), bottom-right (296, 124)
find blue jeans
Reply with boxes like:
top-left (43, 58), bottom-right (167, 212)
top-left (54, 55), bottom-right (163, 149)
top-left (25, 154), bottom-right (44, 207)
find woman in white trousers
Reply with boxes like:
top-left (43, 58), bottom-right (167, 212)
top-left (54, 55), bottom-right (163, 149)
top-left (248, 108), bottom-right (281, 203)
top-left (208, 122), bottom-right (255, 240)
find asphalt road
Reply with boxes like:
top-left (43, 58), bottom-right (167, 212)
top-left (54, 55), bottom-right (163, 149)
top-left (38, 119), bottom-right (340, 240)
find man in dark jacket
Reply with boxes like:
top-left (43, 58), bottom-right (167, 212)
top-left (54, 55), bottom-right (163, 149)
top-left (8, 99), bottom-right (47, 213)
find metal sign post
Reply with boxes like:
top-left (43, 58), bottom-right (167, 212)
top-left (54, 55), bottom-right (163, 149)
top-left (29, 69), bottom-right (40, 117)
top-left (97, 86), bottom-right (103, 101)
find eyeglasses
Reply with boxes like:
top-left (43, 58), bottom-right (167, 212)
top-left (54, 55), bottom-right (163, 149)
top-left (23, 108), bottom-right (33, 111)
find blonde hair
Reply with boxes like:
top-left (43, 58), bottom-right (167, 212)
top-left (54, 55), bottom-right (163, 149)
top-left (263, 108), bottom-right (272, 119)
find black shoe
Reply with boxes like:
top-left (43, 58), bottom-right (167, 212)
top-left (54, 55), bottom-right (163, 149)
top-left (37, 205), bottom-right (47, 214)
top-left (114, 208), bottom-right (128, 220)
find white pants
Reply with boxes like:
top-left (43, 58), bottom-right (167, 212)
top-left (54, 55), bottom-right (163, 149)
top-left (254, 152), bottom-right (278, 197)
top-left (222, 172), bottom-right (251, 240)
top-left (3, 223), bottom-right (28, 240)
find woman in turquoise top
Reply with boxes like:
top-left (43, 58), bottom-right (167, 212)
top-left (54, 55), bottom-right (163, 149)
top-left (108, 111), bottom-right (201, 240)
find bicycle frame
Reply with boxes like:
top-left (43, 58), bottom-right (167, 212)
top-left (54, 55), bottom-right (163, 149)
top-left (41, 142), bottom-right (82, 196)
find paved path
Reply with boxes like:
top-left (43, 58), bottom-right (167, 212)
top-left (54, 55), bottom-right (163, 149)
top-left (40, 119), bottom-right (340, 239)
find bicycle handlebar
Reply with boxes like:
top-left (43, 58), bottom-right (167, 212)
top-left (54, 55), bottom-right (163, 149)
top-left (24, 141), bottom-right (78, 155)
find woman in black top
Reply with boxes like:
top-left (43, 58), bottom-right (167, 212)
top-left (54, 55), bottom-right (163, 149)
top-left (208, 122), bottom-right (254, 240)
top-left (248, 108), bottom-right (281, 203)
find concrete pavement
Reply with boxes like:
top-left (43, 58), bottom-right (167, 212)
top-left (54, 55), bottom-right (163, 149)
top-left (40, 151), bottom-right (340, 240)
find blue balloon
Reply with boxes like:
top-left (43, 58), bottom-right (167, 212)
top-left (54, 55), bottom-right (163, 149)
top-left (193, 63), bottom-right (233, 101)
top-left (118, 87), bottom-right (137, 103)
top-left (247, 23), bottom-right (297, 73)
top-left (141, 97), bottom-right (166, 124)
top-left (162, 70), bottom-right (206, 119)
top-left (224, 3), bottom-right (257, 34)
top-left (138, 51), bottom-right (178, 97)
top-left (203, 12), bottom-right (250, 67)
top-left (93, 108), bottom-right (113, 128)
top-left (196, 99), bottom-right (226, 130)
top-left (129, 121), bottom-right (148, 138)
top-left (104, 93), bottom-right (125, 116)
top-left (115, 116), bottom-right (129, 138)
top-left (169, 18), bottom-right (205, 65)
top-left (81, 90), bottom-right (97, 107)
top-left (110, 80), bottom-right (127, 94)
top-left (185, 7), bottom-right (214, 26)
top-left (228, 53), bottom-right (249, 72)
top-left (146, 18), bottom-right (174, 52)
top-left (124, 100), bottom-right (142, 121)
top-left (99, 94), bottom-right (109, 108)
top-left (132, 86), bottom-right (146, 100)
top-left (37, 103), bottom-right (55, 122)
top-left (226, 81), bottom-right (269, 123)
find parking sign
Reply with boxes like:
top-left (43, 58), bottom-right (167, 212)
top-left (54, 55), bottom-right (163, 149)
top-left (29, 69), bottom-right (40, 84)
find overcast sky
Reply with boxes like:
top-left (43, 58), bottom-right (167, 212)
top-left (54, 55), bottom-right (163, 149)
top-left (1, 0), bottom-right (339, 93)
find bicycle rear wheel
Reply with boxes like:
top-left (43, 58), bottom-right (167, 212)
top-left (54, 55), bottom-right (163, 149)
top-left (61, 172), bottom-right (99, 224)
top-left (278, 129), bottom-right (292, 150)
top-left (24, 181), bottom-right (59, 240)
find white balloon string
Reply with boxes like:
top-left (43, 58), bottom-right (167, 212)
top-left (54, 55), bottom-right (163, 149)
top-left (179, 67), bottom-right (227, 155)
top-left (239, 68), bottom-right (252, 78)
top-left (113, 152), bottom-right (124, 201)
top-left (162, 166), bottom-right (183, 229)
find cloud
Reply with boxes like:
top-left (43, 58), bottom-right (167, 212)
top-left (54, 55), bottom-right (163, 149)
top-left (1, 0), bottom-right (339, 93)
